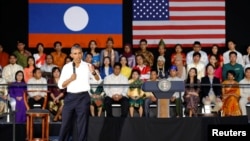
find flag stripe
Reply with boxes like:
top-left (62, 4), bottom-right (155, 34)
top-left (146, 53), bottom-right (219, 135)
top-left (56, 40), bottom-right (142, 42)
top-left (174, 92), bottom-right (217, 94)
top-left (29, 0), bottom-right (122, 4)
top-left (170, 11), bottom-right (225, 16)
top-left (133, 25), bottom-right (225, 30)
top-left (133, 34), bottom-right (225, 39)
top-left (133, 20), bottom-right (225, 26)
top-left (169, 7), bottom-right (225, 11)
top-left (133, 39), bottom-right (225, 47)
top-left (170, 1), bottom-right (225, 7)
top-left (170, 16), bottom-right (225, 20)
top-left (133, 29), bottom-right (225, 35)
top-left (133, 43), bottom-right (225, 48)
top-left (29, 34), bottom-right (122, 48)
top-left (132, 0), bottom-right (225, 48)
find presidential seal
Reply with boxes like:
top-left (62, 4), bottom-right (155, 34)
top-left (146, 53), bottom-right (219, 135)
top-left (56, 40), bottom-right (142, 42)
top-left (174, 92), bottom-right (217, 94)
top-left (158, 79), bottom-right (171, 92)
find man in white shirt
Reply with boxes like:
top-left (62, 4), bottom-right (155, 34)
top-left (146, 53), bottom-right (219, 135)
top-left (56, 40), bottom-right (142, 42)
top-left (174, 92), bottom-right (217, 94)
top-left (58, 45), bottom-right (99, 141)
top-left (27, 68), bottom-right (47, 109)
top-left (187, 52), bottom-right (205, 80)
top-left (186, 41), bottom-right (208, 66)
top-left (103, 62), bottom-right (129, 117)
top-left (2, 54), bottom-right (23, 83)
top-left (239, 67), bottom-right (250, 115)
top-left (223, 40), bottom-right (244, 66)
top-left (40, 54), bottom-right (57, 79)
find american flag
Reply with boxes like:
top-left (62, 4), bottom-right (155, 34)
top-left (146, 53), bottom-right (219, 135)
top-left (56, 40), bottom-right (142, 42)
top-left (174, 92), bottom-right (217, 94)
top-left (132, 0), bottom-right (225, 48)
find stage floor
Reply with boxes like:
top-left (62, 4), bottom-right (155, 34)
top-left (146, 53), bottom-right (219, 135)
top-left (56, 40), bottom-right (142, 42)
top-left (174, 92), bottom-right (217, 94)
top-left (0, 116), bottom-right (249, 141)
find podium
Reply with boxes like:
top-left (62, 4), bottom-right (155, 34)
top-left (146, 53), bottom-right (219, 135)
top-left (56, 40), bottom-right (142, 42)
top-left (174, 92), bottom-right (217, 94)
top-left (142, 79), bottom-right (185, 118)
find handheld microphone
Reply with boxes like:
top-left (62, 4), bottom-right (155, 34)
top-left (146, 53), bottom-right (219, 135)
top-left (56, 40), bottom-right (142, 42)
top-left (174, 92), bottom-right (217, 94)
top-left (73, 62), bottom-right (76, 73)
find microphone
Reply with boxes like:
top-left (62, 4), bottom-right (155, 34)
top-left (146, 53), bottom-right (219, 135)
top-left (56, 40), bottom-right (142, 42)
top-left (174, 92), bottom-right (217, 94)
top-left (73, 62), bottom-right (76, 73)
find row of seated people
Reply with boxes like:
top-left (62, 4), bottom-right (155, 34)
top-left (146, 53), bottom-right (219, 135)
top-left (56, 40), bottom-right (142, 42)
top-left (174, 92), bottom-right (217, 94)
top-left (0, 39), bottom-right (249, 85)
top-left (1, 61), bottom-right (249, 123)
top-left (0, 43), bottom-right (244, 83)
top-left (1, 37), bottom-right (250, 69)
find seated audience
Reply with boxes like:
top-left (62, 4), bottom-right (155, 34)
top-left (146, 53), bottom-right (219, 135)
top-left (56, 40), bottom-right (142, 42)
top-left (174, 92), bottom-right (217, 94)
top-left (0, 43), bottom-right (9, 68)
top-left (243, 45), bottom-right (250, 67)
top-left (221, 70), bottom-right (242, 116)
top-left (154, 56), bottom-right (168, 79)
top-left (208, 44), bottom-right (223, 67)
top-left (135, 39), bottom-right (154, 67)
top-left (120, 56), bottom-right (132, 79)
top-left (50, 41), bottom-right (67, 69)
top-left (120, 43), bottom-right (136, 68)
top-left (99, 56), bottom-right (113, 79)
top-left (99, 37), bottom-right (119, 67)
top-left (12, 40), bottom-right (32, 68)
top-left (223, 40), bottom-right (244, 66)
top-left (184, 68), bottom-right (200, 117)
top-left (9, 70), bottom-right (27, 123)
top-left (171, 44), bottom-right (186, 66)
top-left (2, 54), bottom-right (23, 83)
top-left (200, 64), bottom-right (222, 113)
top-left (208, 54), bottom-right (223, 82)
top-left (33, 43), bottom-right (46, 68)
top-left (89, 69), bottom-right (104, 117)
top-left (27, 68), bottom-right (48, 109)
top-left (143, 69), bottom-right (158, 117)
top-left (174, 56), bottom-right (187, 80)
top-left (168, 65), bottom-right (185, 117)
top-left (127, 69), bottom-right (144, 117)
top-left (133, 54), bottom-right (151, 81)
top-left (83, 40), bottom-right (100, 69)
top-left (222, 51), bottom-right (244, 82)
top-left (154, 39), bottom-right (171, 69)
top-left (40, 54), bottom-right (57, 80)
top-left (103, 63), bottom-right (129, 117)
top-left (48, 67), bottom-right (65, 122)
top-left (0, 68), bottom-right (8, 115)
top-left (187, 52), bottom-right (205, 80)
top-left (239, 67), bottom-right (250, 116)
top-left (186, 41), bottom-right (208, 66)
top-left (64, 55), bottom-right (72, 65)
top-left (24, 56), bottom-right (36, 82)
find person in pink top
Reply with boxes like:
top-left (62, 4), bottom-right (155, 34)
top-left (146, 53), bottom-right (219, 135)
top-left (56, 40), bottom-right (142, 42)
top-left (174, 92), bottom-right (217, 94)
top-left (24, 56), bottom-right (36, 82)
top-left (208, 54), bottom-right (223, 82)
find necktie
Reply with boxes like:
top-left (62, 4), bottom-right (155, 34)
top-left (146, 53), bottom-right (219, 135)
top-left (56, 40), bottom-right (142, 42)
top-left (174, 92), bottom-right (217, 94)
top-left (159, 69), bottom-right (164, 78)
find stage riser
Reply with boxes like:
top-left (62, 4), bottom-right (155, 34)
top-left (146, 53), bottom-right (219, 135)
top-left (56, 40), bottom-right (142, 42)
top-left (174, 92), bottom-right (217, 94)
top-left (0, 116), bottom-right (248, 141)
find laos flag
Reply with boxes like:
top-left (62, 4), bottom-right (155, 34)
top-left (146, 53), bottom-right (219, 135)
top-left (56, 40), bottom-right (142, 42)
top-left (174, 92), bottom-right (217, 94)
top-left (29, 0), bottom-right (123, 48)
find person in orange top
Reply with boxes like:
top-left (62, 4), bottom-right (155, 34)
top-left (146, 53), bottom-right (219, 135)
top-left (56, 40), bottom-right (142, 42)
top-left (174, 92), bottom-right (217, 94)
top-left (24, 56), bottom-right (36, 82)
top-left (221, 70), bottom-right (242, 117)
top-left (50, 41), bottom-right (67, 69)
top-left (0, 44), bottom-right (9, 68)
top-left (171, 44), bottom-right (186, 66)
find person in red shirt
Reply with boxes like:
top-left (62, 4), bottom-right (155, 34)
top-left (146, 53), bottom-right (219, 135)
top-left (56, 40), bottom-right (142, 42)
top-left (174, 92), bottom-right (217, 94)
top-left (0, 44), bottom-right (9, 68)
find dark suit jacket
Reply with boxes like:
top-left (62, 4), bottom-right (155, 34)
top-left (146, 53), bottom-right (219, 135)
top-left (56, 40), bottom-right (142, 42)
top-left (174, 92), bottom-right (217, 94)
top-left (200, 76), bottom-right (222, 100)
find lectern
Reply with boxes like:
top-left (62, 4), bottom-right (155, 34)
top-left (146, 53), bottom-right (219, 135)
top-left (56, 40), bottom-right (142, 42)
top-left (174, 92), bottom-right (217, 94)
top-left (142, 79), bottom-right (185, 118)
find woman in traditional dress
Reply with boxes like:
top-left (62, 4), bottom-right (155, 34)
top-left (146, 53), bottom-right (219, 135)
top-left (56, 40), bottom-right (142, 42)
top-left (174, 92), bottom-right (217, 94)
top-left (221, 70), bottom-right (242, 116)
top-left (9, 70), bottom-right (27, 123)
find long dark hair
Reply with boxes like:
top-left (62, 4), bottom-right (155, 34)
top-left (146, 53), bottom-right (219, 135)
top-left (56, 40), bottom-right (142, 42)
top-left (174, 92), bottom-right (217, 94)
top-left (210, 44), bottom-right (221, 61)
top-left (209, 54), bottom-right (219, 69)
top-left (51, 67), bottom-right (61, 82)
top-left (119, 55), bottom-right (129, 67)
top-left (186, 67), bottom-right (199, 89)
top-left (101, 56), bottom-right (112, 69)
top-left (15, 70), bottom-right (25, 82)
top-left (26, 56), bottom-right (36, 68)
top-left (129, 69), bottom-right (141, 80)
